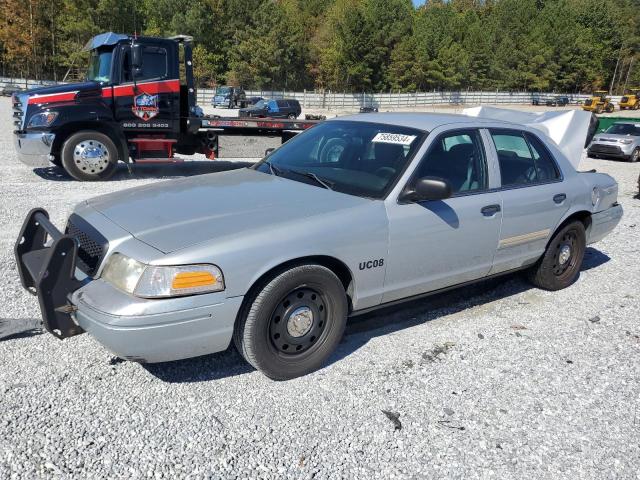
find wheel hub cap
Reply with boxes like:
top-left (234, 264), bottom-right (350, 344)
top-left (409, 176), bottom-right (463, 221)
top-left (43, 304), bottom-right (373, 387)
top-left (73, 140), bottom-right (109, 173)
top-left (287, 306), bottom-right (314, 338)
top-left (558, 244), bottom-right (572, 265)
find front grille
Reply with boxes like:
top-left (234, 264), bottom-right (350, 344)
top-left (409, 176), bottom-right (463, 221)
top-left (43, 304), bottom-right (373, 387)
top-left (621, 96), bottom-right (629, 103)
top-left (65, 214), bottom-right (109, 276)
top-left (12, 93), bottom-right (28, 130)
top-left (590, 144), bottom-right (622, 155)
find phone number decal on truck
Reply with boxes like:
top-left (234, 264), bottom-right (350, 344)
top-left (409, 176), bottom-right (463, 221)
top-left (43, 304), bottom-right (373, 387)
top-left (121, 122), bottom-right (170, 129)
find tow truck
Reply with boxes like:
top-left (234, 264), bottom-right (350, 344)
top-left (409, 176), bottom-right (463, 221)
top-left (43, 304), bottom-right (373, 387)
top-left (11, 32), bottom-right (318, 181)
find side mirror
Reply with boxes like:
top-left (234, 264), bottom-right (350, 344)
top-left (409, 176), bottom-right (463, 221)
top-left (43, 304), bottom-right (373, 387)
top-left (265, 148), bottom-right (275, 157)
top-left (132, 44), bottom-right (143, 69)
top-left (400, 176), bottom-right (452, 203)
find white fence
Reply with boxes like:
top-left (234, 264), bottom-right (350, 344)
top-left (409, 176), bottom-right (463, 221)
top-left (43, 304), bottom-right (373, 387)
top-left (1, 76), bottom-right (623, 110)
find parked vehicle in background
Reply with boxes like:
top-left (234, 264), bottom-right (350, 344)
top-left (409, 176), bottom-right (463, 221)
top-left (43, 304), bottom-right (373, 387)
top-left (532, 93), bottom-right (542, 105)
top-left (239, 99), bottom-right (302, 119)
top-left (246, 96), bottom-right (264, 106)
top-left (619, 89), bottom-right (640, 110)
top-left (583, 91), bottom-right (615, 113)
top-left (359, 106), bottom-right (378, 113)
top-left (545, 95), bottom-right (569, 107)
top-left (211, 86), bottom-right (247, 108)
top-left (15, 113), bottom-right (622, 379)
top-left (587, 121), bottom-right (640, 162)
top-left (1, 83), bottom-right (24, 96)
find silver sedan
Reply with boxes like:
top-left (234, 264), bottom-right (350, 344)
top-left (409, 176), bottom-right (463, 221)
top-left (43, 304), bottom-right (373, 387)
top-left (15, 113), bottom-right (623, 379)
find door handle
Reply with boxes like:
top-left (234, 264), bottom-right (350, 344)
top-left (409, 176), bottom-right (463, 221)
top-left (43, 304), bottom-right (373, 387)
top-left (553, 193), bottom-right (567, 204)
top-left (481, 204), bottom-right (501, 216)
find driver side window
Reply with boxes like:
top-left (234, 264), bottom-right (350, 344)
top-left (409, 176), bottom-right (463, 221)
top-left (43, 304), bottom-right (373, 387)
top-left (414, 129), bottom-right (488, 194)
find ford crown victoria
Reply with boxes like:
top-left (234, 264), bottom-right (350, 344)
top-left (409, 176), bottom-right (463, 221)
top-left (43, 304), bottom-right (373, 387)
top-left (15, 113), bottom-right (623, 379)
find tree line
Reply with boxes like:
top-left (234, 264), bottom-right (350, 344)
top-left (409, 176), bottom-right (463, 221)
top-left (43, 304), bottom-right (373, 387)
top-left (0, 0), bottom-right (638, 93)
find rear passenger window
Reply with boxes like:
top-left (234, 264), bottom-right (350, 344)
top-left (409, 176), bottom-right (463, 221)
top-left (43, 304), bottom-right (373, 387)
top-left (491, 130), bottom-right (558, 187)
top-left (526, 133), bottom-right (561, 181)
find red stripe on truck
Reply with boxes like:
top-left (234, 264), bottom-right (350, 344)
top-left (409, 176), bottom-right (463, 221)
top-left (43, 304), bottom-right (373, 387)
top-left (102, 79), bottom-right (180, 98)
top-left (28, 91), bottom-right (79, 105)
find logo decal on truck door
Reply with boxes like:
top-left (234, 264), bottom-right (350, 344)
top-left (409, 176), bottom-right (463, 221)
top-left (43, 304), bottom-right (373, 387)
top-left (132, 93), bottom-right (159, 121)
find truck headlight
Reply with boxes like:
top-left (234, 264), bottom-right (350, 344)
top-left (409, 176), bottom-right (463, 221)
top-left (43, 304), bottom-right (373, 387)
top-left (619, 139), bottom-right (633, 144)
top-left (101, 253), bottom-right (225, 298)
top-left (27, 111), bottom-right (58, 128)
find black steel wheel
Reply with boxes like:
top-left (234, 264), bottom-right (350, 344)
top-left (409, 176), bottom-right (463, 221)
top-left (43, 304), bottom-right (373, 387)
top-left (526, 221), bottom-right (586, 291)
top-left (233, 264), bottom-right (348, 380)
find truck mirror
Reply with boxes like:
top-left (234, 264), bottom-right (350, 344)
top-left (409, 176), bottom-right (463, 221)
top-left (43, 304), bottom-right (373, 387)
top-left (132, 44), bottom-right (143, 69)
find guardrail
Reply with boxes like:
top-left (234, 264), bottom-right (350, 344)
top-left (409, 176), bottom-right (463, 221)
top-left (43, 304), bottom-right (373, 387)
top-left (0, 77), bottom-right (624, 109)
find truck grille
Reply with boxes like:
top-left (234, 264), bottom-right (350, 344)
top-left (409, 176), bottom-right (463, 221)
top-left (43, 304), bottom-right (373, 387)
top-left (12, 93), bottom-right (28, 130)
top-left (65, 214), bottom-right (109, 276)
top-left (584, 99), bottom-right (593, 106)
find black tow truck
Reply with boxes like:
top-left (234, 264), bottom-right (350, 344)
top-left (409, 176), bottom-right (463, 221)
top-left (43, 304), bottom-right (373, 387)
top-left (12, 32), bottom-right (318, 181)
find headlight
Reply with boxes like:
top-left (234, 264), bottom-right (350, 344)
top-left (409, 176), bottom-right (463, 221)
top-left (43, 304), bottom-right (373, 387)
top-left (101, 253), bottom-right (224, 298)
top-left (619, 139), bottom-right (633, 144)
top-left (27, 111), bottom-right (58, 128)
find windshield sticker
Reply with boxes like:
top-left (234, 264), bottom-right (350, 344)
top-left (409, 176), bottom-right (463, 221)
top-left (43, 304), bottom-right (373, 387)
top-left (372, 133), bottom-right (417, 145)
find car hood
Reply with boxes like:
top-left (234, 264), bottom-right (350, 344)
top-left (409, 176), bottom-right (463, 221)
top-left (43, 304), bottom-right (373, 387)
top-left (84, 168), bottom-right (371, 253)
top-left (592, 133), bottom-right (639, 142)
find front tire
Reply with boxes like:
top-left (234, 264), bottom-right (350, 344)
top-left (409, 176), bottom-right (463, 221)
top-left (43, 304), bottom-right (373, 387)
top-left (61, 131), bottom-right (118, 181)
top-left (629, 148), bottom-right (640, 163)
top-left (526, 221), bottom-right (586, 291)
top-left (233, 264), bottom-right (348, 380)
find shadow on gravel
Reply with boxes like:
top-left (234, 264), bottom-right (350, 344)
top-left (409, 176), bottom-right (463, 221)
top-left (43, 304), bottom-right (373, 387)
top-left (33, 161), bottom-right (252, 182)
top-left (0, 318), bottom-right (42, 341)
top-left (134, 247), bottom-right (610, 383)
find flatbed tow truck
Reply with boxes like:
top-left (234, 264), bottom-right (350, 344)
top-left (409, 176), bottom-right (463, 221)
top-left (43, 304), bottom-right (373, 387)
top-left (12, 32), bottom-right (319, 181)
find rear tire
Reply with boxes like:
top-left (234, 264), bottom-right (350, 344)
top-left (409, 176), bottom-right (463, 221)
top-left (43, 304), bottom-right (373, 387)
top-left (61, 131), bottom-right (117, 181)
top-left (526, 221), bottom-right (586, 291)
top-left (233, 264), bottom-right (348, 380)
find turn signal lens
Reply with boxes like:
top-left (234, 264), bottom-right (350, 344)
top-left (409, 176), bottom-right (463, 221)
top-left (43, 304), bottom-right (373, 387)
top-left (134, 264), bottom-right (224, 298)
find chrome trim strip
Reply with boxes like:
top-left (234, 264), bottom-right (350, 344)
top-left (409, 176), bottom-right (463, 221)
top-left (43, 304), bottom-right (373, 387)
top-left (498, 229), bottom-right (550, 249)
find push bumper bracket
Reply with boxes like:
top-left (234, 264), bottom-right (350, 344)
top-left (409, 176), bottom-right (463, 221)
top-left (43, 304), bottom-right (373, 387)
top-left (14, 208), bottom-right (85, 339)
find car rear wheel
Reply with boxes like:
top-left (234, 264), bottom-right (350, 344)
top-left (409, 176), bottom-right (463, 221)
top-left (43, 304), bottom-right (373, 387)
top-left (526, 221), bottom-right (586, 291)
top-left (61, 131), bottom-right (118, 181)
top-left (233, 264), bottom-right (348, 380)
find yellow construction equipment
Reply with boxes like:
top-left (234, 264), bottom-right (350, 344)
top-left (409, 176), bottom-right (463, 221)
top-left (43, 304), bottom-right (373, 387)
top-left (582, 91), bottom-right (615, 113)
top-left (619, 88), bottom-right (640, 110)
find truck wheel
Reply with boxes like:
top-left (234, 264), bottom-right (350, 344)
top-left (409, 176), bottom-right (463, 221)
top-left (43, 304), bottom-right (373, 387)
top-left (61, 131), bottom-right (117, 181)
top-left (595, 105), bottom-right (603, 114)
top-left (233, 264), bottom-right (348, 380)
top-left (629, 148), bottom-right (640, 163)
top-left (526, 221), bottom-right (586, 291)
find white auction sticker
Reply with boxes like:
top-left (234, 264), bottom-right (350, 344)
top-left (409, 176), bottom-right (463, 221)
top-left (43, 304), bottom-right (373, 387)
top-left (372, 132), bottom-right (417, 145)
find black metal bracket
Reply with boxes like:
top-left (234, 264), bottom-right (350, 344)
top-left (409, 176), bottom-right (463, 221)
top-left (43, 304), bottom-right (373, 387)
top-left (14, 208), bottom-right (85, 339)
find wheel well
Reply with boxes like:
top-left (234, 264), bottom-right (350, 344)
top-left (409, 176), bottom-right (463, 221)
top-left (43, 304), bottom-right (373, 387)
top-left (240, 256), bottom-right (355, 316)
top-left (52, 122), bottom-right (128, 162)
top-left (556, 210), bottom-right (592, 236)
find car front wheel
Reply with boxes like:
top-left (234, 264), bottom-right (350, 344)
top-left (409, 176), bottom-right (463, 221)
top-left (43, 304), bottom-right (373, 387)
top-left (629, 148), bottom-right (639, 163)
top-left (233, 264), bottom-right (348, 380)
top-left (526, 221), bottom-right (586, 291)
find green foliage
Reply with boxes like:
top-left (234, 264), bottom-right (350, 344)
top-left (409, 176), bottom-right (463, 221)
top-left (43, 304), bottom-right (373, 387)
top-left (0, 0), bottom-right (637, 92)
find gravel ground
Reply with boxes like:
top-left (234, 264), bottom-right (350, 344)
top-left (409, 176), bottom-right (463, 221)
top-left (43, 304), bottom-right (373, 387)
top-left (1, 97), bottom-right (639, 479)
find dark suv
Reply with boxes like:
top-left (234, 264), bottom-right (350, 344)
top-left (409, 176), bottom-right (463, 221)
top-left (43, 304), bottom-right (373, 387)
top-left (239, 99), bottom-right (302, 119)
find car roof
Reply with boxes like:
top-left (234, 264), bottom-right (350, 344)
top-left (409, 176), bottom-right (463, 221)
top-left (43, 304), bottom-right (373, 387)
top-left (329, 112), bottom-right (523, 132)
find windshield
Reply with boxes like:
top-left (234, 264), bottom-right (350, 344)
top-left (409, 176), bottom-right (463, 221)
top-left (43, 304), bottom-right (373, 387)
top-left (606, 123), bottom-right (640, 136)
top-left (86, 49), bottom-right (113, 83)
top-left (216, 87), bottom-right (231, 95)
top-left (254, 120), bottom-right (425, 199)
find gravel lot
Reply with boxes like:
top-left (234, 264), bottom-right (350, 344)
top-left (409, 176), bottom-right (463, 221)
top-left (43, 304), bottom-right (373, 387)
top-left (1, 97), bottom-right (639, 479)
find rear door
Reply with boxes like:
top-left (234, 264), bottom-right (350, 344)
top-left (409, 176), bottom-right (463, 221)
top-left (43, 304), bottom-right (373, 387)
top-left (111, 43), bottom-right (180, 136)
top-left (487, 128), bottom-right (569, 274)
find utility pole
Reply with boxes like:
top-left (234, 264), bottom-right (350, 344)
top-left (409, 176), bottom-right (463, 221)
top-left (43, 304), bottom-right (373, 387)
top-left (609, 44), bottom-right (623, 95)
top-left (622, 57), bottom-right (634, 94)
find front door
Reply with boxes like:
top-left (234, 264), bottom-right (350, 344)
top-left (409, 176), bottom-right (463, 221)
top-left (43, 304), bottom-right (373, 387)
top-left (109, 43), bottom-right (180, 136)
top-left (382, 128), bottom-right (503, 302)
